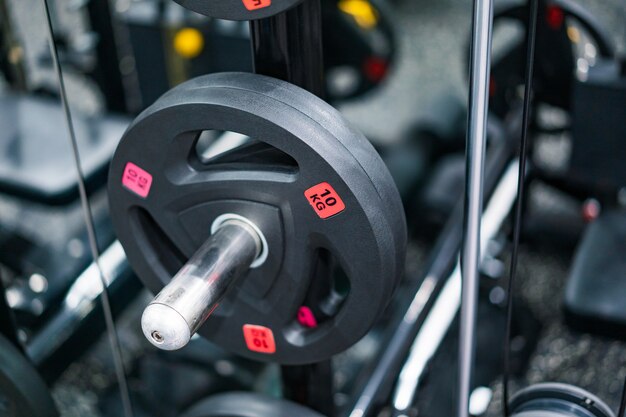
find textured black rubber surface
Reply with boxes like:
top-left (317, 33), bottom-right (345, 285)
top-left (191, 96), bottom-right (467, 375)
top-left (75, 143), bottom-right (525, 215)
top-left (108, 72), bottom-right (406, 364)
top-left (174, 0), bottom-right (303, 21)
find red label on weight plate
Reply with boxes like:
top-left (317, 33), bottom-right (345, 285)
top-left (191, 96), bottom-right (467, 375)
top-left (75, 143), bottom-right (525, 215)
top-left (242, 0), bottom-right (271, 11)
top-left (243, 324), bottom-right (276, 354)
top-left (122, 162), bottom-right (153, 198)
top-left (304, 182), bottom-right (345, 219)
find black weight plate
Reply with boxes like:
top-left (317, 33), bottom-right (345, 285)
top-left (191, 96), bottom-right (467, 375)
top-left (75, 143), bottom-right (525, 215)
top-left (322, 0), bottom-right (397, 100)
top-left (108, 72), bottom-right (406, 364)
top-left (174, 0), bottom-right (303, 21)
top-left (486, 0), bottom-right (615, 115)
top-left (509, 383), bottom-right (615, 417)
top-left (180, 392), bottom-right (325, 417)
top-left (0, 334), bottom-right (59, 417)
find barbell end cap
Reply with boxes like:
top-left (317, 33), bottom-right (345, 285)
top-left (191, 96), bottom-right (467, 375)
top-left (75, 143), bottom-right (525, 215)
top-left (141, 303), bottom-right (191, 351)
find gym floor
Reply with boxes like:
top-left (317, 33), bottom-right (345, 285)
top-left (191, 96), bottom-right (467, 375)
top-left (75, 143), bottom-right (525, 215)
top-left (5, 0), bottom-right (626, 416)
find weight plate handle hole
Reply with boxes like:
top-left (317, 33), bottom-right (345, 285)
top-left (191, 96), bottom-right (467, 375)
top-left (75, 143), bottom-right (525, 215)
top-left (192, 130), bottom-right (299, 175)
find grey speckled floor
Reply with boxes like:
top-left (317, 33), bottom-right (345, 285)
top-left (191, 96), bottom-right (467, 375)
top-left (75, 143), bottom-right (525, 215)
top-left (485, 245), bottom-right (626, 416)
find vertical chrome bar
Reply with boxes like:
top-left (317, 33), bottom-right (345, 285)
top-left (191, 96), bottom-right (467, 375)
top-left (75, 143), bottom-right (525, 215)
top-left (458, 0), bottom-right (494, 416)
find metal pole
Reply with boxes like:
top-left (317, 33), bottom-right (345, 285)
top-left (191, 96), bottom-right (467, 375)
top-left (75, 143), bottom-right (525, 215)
top-left (346, 127), bottom-right (512, 417)
top-left (458, 0), bottom-right (493, 416)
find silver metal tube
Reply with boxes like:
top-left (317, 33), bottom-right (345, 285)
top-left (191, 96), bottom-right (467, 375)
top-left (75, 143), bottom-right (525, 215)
top-left (26, 240), bottom-right (129, 366)
top-left (141, 219), bottom-right (262, 350)
top-left (391, 161), bottom-right (519, 413)
top-left (459, 0), bottom-right (494, 416)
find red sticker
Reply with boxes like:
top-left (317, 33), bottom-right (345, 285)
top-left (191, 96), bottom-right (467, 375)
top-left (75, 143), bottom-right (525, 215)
top-left (546, 5), bottom-right (564, 30)
top-left (297, 306), bottom-right (318, 328)
top-left (243, 324), bottom-right (276, 354)
top-left (122, 162), bottom-right (153, 198)
top-left (304, 182), bottom-right (346, 219)
top-left (241, 0), bottom-right (271, 11)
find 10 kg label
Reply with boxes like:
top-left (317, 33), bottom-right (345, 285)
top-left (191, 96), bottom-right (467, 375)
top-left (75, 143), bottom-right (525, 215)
top-left (243, 324), bottom-right (276, 354)
top-left (304, 182), bottom-right (346, 219)
top-left (122, 162), bottom-right (153, 198)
